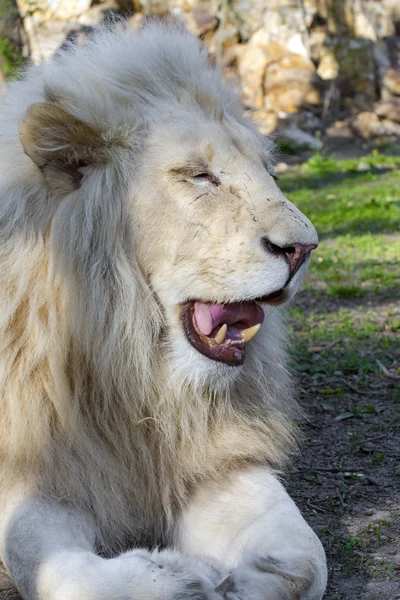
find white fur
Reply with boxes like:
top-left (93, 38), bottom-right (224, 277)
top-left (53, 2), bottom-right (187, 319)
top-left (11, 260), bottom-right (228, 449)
top-left (0, 23), bottom-right (326, 600)
top-left (178, 467), bottom-right (327, 599)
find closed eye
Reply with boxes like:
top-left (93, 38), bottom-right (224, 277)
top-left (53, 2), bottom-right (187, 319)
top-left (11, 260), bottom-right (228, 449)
top-left (170, 165), bottom-right (220, 186)
top-left (271, 173), bottom-right (279, 181)
top-left (190, 172), bottom-right (220, 186)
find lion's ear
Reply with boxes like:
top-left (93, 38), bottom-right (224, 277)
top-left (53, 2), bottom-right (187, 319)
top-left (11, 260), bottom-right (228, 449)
top-left (19, 103), bottom-right (105, 178)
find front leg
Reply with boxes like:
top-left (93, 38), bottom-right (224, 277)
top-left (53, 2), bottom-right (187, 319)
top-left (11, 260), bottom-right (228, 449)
top-left (0, 491), bottom-right (222, 600)
top-left (177, 467), bottom-right (327, 600)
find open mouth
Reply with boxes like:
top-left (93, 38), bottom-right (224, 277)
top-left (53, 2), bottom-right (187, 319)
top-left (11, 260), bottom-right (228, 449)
top-left (181, 289), bottom-right (286, 366)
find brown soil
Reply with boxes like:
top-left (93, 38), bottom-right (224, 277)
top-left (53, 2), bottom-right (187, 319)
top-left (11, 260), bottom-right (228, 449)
top-left (287, 292), bottom-right (400, 600)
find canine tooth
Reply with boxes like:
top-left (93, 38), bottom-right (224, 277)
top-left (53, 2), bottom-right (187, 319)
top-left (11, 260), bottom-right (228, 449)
top-left (241, 324), bottom-right (261, 343)
top-left (214, 323), bottom-right (227, 344)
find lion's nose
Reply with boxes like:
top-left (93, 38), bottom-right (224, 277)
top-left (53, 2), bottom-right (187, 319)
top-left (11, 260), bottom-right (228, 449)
top-left (262, 238), bottom-right (318, 282)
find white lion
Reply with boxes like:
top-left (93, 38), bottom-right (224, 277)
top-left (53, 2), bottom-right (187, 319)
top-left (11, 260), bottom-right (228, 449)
top-left (0, 23), bottom-right (327, 600)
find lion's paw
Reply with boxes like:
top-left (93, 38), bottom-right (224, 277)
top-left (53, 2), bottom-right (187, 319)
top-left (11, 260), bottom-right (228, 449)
top-left (100, 548), bottom-right (224, 600)
top-left (217, 552), bottom-right (315, 600)
top-left (148, 548), bottom-right (224, 600)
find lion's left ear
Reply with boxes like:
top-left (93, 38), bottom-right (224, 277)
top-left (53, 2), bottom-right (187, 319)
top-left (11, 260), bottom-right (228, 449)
top-left (19, 103), bottom-right (107, 183)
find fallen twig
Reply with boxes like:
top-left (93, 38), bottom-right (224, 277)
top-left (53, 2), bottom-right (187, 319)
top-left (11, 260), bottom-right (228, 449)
top-left (377, 359), bottom-right (400, 380)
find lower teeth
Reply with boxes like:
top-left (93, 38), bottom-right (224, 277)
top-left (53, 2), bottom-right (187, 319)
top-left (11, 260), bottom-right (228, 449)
top-left (226, 339), bottom-right (244, 346)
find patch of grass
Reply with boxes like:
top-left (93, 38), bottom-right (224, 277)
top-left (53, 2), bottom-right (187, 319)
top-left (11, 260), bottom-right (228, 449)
top-left (321, 516), bottom-right (400, 581)
top-left (280, 155), bottom-right (400, 298)
top-left (275, 139), bottom-right (311, 155)
top-left (306, 153), bottom-right (339, 176)
top-left (0, 38), bottom-right (23, 80)
top-left (284, 155), bottom-right (399, 414)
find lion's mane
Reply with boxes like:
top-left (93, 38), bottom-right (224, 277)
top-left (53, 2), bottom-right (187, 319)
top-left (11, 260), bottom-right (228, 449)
top-left (0, 24), bottom-right (297, 554)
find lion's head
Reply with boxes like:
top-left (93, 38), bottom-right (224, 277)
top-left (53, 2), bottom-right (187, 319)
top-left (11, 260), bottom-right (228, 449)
top-left (10, 24), bottom-right (317, 392)
top-left (134, 117), bottom-right (317, 374)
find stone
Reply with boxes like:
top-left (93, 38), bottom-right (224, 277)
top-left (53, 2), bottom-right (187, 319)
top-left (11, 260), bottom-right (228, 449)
top-left (374, 99), bottom-right (400, 122)
top-left (250, 109), bottom-right (279, 135)
top-left (327, 0), bottom-right (395, 40)
top-left (325, 119), bottom-right (354, 140)
top-left (285, 32), bottom-right (308, 58)
top-left (228, 0), bottom-right (317, 44)
top-left (237, 45), bottom-right (270, 109)
top-left (383, 68), bottom-right (400, 97)
top-left (373, 40), bottom-right (391, 88)
top-left (186, 2), bottom-right (218, 37)
top-left (207, 23), bottom-right (238, 58)
top-left (356, 162), bottom-right (371, 172)
top-left (237, 39), bottom-right (318, 111)
top-left (263, 49), bottom-right (322, 114)
top-left (331, 37), bottom-right (377, 106)
top-left (352, 111), bottom-right (400, 138)
top-left (17, 0), bottom-right (92, 21)
top-left (18, 19), bottom-right (71, 64)
top-left (309, 28), bottom-right (328, 64)
top-left (317, 52), bottom-right (339, 80)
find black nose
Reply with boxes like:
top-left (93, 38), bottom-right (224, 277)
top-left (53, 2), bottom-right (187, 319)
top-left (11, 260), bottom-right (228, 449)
top-left (263, 238), bottom-right (318, 282)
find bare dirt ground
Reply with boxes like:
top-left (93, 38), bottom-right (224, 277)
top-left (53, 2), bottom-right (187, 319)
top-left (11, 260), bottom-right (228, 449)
top-left (280, 155), bottom-right (400, 599)
top-left (287, 291), bottom-right (400, 600)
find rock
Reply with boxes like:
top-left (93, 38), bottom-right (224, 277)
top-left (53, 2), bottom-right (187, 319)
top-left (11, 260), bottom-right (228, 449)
top-left (17, 0), bottom-right (92, 21)
top-left (250, 109), bottom-right (279, 135)
top-left (351, 112), bottom-right (382, 138)
top-left (379, 118), bottom-right (400, 136)
top-left (258, 0), bottom-right (318, 47)
top-left (277, 124), bottom-right (323, 150)
top-left (207, 23), bottom-right (239, 57)
top-left (296, 110), bottom-right (322, 133)
top-left (237, 45), bottom-right (270, 109)
top-left (237, 39), bottom-right (322, 113)
top-left (264, 49), bottom-right (322, 114)
top-left (186, 2), bottom-right (218, 37)
top-left (274, 161), bottom-right (290, 174)
top-left (374, 99), bottom-right (400, 122)
top-left (228, 0), bottom-right (318, 44)
top-left (373, 40), bottom-right (391, 89)
top-left (331, 37), bottom-right (377, 106)
top-left (352, 111), bottom-right (400, 138)
top-left (325, 120), bottom-right (354, 140)
top-left (356, 162), bottom-right (371, 172)
top-left (317, 52), bottom-right (339, 80)
top-left (327, 0), bottom-right (395, 40)
top-left (285, 32), bottom-right (308, 58)
top-left (383, 68), bottom-right (400, 97)
top-left (9, 0), bottom-right (400, 146)
top-left (15, 0), bottom-right (121, 63)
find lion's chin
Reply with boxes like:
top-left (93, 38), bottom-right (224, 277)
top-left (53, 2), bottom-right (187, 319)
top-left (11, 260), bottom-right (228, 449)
top-left (181, 290), bottom-right (287, 366)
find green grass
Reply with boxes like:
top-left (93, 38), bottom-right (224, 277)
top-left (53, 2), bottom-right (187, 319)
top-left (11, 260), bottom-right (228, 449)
top-left (282, 153), bottom-right (400, 386)
top-left (0, 37), bottom-right (23, 80)
top-left (280, 153), bottom-right (400, 299)
top-left (321, 516), bottom-right (400, 581)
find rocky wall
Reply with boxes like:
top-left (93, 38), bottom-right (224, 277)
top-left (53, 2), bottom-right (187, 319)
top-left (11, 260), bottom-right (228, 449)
top-left (1, 0), bottom-right (400, 147)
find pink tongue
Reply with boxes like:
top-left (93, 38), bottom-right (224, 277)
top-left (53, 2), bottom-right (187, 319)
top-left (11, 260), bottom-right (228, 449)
top-left (194, 301), bottom-right (264, 336)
